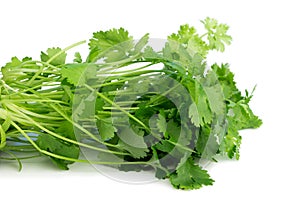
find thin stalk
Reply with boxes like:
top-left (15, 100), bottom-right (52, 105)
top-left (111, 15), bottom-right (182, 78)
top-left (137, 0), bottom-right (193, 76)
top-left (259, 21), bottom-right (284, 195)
top-left (8, 105), bottom-right (129, 155)
top-left (3, 120), bottom-right (169, 175)
top-left (0, 154), bottom-right (42, 160)
top-left (50, 103), bottom-right (125, 150)
top-left (46, 40), bottom-right (86, 64)
top-left (20, 60), bottom-right (60, 70)
top-left (0, 150), bottom-right (23, 170)
top-left (86, 84), bottom-right (151, 133)
top-left (103, 106), bottom-right (139, 110)
top-left (8, 69), bottom-right (58, 74)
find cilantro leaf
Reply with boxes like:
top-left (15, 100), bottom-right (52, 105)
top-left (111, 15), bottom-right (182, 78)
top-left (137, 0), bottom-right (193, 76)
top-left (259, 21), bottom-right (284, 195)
top-left (88, 28), bottom-right (133, 62)
top-left (132, 33), bottom-right (149, 54)
top-left (156, 112), bottom-right (167, 135)
top-left (153, 140), bottom-right (174, 153)
top-left (56, 121), bottom-right (76, 140)
top-left (168, 24), bottom-right (197, 44)
top-left (168, 24), bottom-right (208, 58)
top-left (37, 133), bottom-right (80, 170)
top-left (203, 83), bottom-right (225, 116)
top-left (117, 140), bottom-right (149, 159)
top-left (188, 103), bottom-right (201, 127)
top-left (1, 57), bottom-right (34, 83)
top-left (41, 47), bottom-right (67, 66)
top-left (73, 52), bottom-right (82, 63)
top-left (212, 63), bottom-right (242, 102)
top-left (201, 17), bottom-right (232, 52)
top-left (60, 63), bottom-right (98, 86)
top-left (143, 46), bottom-right (163, 60)
top-left (211, 64), bottom-right (262, 159)
top-left (97, 117), bottom-right (116, 141)
top-left (170, 157), bottom-right (214, 190)
top-left (188, 83), bottom-right (213, 127)
top-left (163, 41), bottom-right (192, 66)
top-left (1, 57), bottom-right (22, 74)
top-left (117, 128), bottom-right (149, 158)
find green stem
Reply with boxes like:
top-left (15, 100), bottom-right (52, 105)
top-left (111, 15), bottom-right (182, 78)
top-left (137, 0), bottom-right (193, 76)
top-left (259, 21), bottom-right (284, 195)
top-left (86, 84), bottom-right (151, 133)
top-left (0, 150), bottom-right (23, 171)
top-left (50, 103), bottom-right (125, 150)
top-left (0, 154), bottom-right (42, 160)
top-left (46, 40), bottom-right (86, 64)
top-left (7, 105), bottom-right (129, 156)
top-left (2, 121), bottom-right (169, 174)
top-left (20, 60), bottom-right (60, 70)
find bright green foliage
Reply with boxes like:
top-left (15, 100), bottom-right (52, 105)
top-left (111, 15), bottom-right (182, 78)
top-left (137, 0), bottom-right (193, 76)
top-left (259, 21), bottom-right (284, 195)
top-left (212, 63), bottom-right (262, 159)
top-left (88, 28), bottom-right (133, 62)
top-left (0, 17), bottom-right (261, 190)
top-left (202, 17), bottom-right (232, 52)
top-left (96, 117), bottom-right (116, 141)
top-left (117, 128), bottom-right (149, 159)
top-left (73, 52), bottom-right (82, 63)
top-left (170, 157), bottom-right (214, 189)
top-left (156, 113), bottom-right (167, 135)
top-left (60, 63), bottom-right (98, 86)
top-left (41, 47), bottom-right (67, 66)
top-left (37, 134), bottom-right (80, 170)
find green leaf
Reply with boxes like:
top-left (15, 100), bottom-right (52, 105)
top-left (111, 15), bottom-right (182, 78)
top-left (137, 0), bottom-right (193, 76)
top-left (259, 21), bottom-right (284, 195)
top-left (88, 28), bottom-right (134, 62)
top-left (168, 24), bottom-right (209, 58)
top-left (221, 127), bottom-right (242, 159)
top-left (164, 119), bottom-right (193, 154)
top-left (166, 119), bottom-right (181, 140)
top-left (193, 87), bottom-right (213, 126)
top-left (218, 100), bottom-right (261, 159)
top-left (97, 117), bottom-right (116, 141)
top-left (188, 53), bottom-right (206, 77)
top-left (41, 47), bottom-right (67, 66)
top-left (203, 84), bottom-right (225, 115)
top-left (56, 121), bottom-right (76, 140)
top-left (185, 77), bottom-right (213, 127)
top-left (153, 140), bottom-right (174, 153)
top-left (37, 133), bottom-right (80, 170)
top-left (189, 103), bottom-right (200, 127)
top-left (73, 52), bottom-right (82, 63)
top-left (1, 57), bottom-right (22, 75)
top-left (169, 157), bottom-right (214, 190)
top-left (231, 101), bottom-right (262, 130)
top-left (72, 89), bottom-right (97, 123)
top-left (212, 64), bottom-right (262, 130)
top-left (1, 57), bottom-right (33, 82)
top-left (188, 103), bottom-right (200, 127)
top-left (117, 128), bottom-right (149, 158)
top-left (143, 46), bottom-right (162, 60)
top-left (201, 17), bottom-right (232, 52)
top-left (195, 125), bottom-right (211, 155)
top-left (156, 113), bottom-right (167, 134)
top-left (88, 32), bottom-right (148, 63)
top-left (212, 63), bottom-right (242, 102)
top-left (132, 33), bottom-right (149, 54)
top-left (60, 63), bottom-right (98, 86)
top-left (117, 140), bottom-right (148, 159)
top-left (187, 36), bottom-right (209, 57)
top-left (168, 24), bottom-right (197, 44)
top-left (163, 41), bottom-right (192, 66)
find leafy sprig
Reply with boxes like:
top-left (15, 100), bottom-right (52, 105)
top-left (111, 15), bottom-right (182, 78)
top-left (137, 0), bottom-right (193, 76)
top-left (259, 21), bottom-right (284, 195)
top-left (0, 17), bottom-right (261, 190)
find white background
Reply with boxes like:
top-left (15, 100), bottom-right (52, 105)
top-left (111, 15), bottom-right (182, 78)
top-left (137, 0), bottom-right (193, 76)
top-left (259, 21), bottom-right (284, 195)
top-left (0, 0), bottom-right (299, 218)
